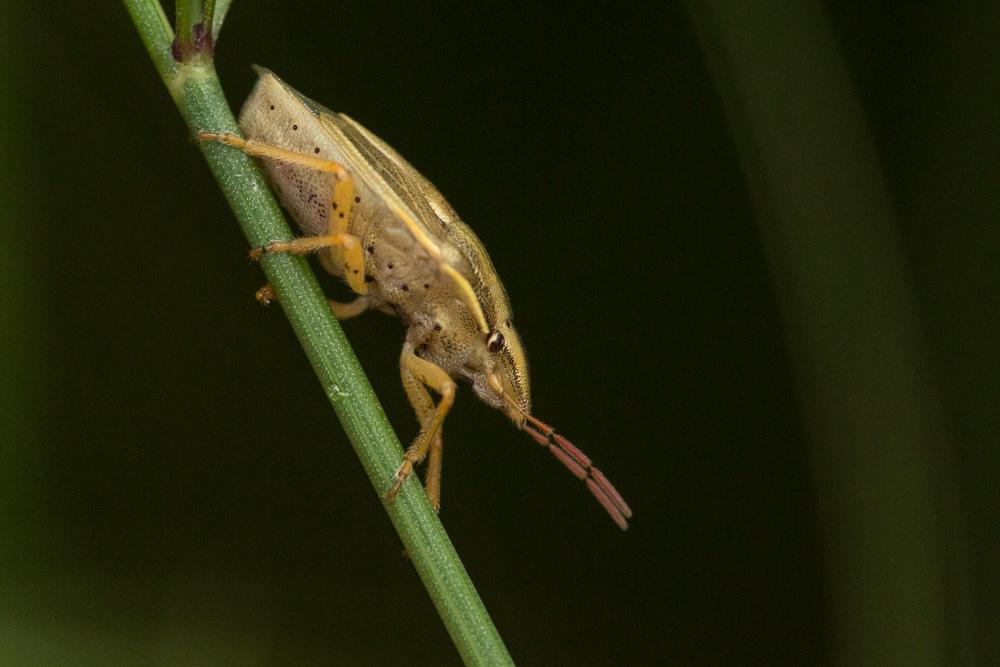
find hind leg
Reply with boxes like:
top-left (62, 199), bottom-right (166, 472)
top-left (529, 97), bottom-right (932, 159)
top-left (199, 132), bottom-right (367, 295)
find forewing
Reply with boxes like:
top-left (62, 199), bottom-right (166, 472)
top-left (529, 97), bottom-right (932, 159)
top-left (318, 112), bottom-right (453, 243)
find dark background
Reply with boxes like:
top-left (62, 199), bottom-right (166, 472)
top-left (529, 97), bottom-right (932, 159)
top-left (1, 2), bottom-right (997, 665)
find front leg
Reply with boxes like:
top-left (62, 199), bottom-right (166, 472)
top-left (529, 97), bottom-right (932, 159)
top-left (386, 342), bottom-right (456, 508)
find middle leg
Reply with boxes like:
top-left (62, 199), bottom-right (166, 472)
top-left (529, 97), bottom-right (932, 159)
top-left (254, 283), bottom-right (369, 321)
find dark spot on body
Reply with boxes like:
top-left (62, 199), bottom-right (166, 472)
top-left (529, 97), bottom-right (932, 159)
top-left (401, 284), bottom-right (409, 291)
top-left (292, 124), bottom-right (298, 130)
top-left (353, 269), bottom-right (360, 274)
top-left (364, 274), bottom-right (374, 283)
top-left (354, 196), bottom-right (361, 203)
top-left (423, 283), bottom-right (430, 289)
top-left (366, 245), bottom-right (374, 254)
top-left (314, 147), bottom-right (320, 154)
top-left (332, 202), bottom-right (338, 209)
top-left (338, 212), bottom-right (344, 218)
top-left (269, 104), bottom-right (275, 110)
top-left (387, 263), bottom-right (394, 269)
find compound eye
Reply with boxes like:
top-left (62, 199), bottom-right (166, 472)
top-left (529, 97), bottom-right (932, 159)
top-left (486, 330), bottom-right (505, 353)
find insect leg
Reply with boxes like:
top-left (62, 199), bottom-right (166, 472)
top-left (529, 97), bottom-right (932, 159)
top-left (249, 233), bottom-right (358, 259)
top-left (328, 297), bottom-right (370, 320)
top-left (397, 346), bottom-right (446, 508)
top-left (252, 282), bottom-right (368, 320)
top-left (424, 430), bottom-right (444, 511)
top-left (199, 131), bottom-right (367, 295)
top-left (386, 342), bottom-right (456, 507)
top-left (319, 161), bottom-right (366, 298)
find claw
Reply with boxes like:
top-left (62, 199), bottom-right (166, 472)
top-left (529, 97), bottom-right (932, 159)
top-left (385, 460), bottom-right (413, 503)
top-left (248, 242), bottom-right (276, 261)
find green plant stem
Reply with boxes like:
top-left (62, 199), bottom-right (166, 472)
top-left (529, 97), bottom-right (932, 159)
top-left (174, 0), bottom-right (193, 50)
top-left (202, 0), bottom-right (216, 37)
top-left (122, 1), bottom-right (513, 664)
top-left (210, 0), bottom-right (233, 39)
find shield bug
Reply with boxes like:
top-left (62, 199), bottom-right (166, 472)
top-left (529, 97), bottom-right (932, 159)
top-left (200, 68), bottom-right (632, 529)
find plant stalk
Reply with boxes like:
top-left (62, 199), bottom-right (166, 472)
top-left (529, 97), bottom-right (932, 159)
top-left (122, 1), bottom-right (513, 664)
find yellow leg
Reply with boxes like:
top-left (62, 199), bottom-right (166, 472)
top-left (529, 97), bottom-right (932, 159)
top-left (424, 431), bottom-right (444, 511)
top-left (386, 343), bottom-right (456, 506)
top-left (255, 283), bottom-right (368, 320)
top-left (199, 131), bottom-right (367, 294)
top-left (249, 233), bottom-right (358, 260)
top-left (329, 296), bottom-right (369, 320)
